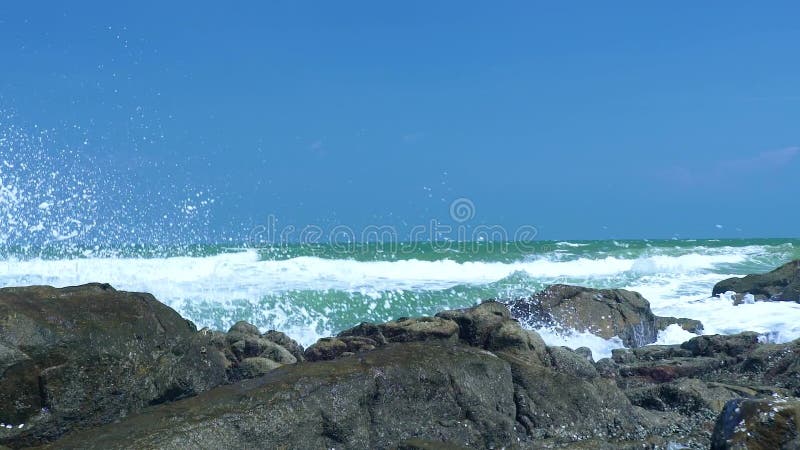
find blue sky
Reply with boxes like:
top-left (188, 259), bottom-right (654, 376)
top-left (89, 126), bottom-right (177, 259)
top-left (1, 2), bottom-right (799, 240)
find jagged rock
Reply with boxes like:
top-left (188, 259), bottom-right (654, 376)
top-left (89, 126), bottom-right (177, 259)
top-left (712, 260), bottom-right (800, 303)
top-left (612, 333), bottom-right (800, 397)
top-left (0, 284), bottom-right (230, 448)
top-left (506, 284), bottom-right (700, 348)
top-left (712, 397), bottom-right (800, 449)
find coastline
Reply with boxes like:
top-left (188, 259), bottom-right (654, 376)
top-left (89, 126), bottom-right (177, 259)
top-left (1, 260), bottom-right (799, 448)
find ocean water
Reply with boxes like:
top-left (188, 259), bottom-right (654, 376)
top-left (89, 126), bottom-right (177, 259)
top-left (1, 239), bottom-right (798, 359)
top-left (2, 111), bottom-right (799, 358)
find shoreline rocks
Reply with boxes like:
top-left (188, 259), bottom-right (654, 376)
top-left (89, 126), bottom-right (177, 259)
top-left (0, 284), bottom-right (301, 448)
top-left (506, 284), bottom-right (703, 348)
top-left (713, 259), bottom-right (800, 303)
top-left (1, 262), bottom-right (799, 448)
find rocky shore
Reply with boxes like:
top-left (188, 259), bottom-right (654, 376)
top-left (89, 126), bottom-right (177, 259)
top-left (1, 261), bottom-right (799, 449)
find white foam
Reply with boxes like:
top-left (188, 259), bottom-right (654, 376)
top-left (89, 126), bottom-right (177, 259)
top-left (0, 243), bottom-right (795, 348)
top-left (535, 327), bottom-right (626, 360)
top-left (0, 248), bottom-right (756, 300)
top-left (627, 272), bottom-right (800, 345)
top-left (654, 324), bottom-right (698, 346)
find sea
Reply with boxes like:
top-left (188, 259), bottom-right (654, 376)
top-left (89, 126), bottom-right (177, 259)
top-left (2, 113), bottom-right (799, 359)
top-left (1, 239), bottom-right (798, 359)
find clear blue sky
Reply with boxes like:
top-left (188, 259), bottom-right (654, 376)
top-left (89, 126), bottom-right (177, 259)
top-left (1, 2), bottom-right (798, 240)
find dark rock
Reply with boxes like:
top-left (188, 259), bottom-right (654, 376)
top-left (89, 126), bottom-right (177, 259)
top-left (712, 260), bottom-right (800, 302)
top-left (626, 379), bottom-right (742, 416)
top-left (574, 346), bottom-right (594, 363)
top-left (436, 301), bottom-right (513, 347)
top-left (507, 284), bottom-right (698, 348)
top-left (437, 301), bottom-right (549, 365)
top-left (226, 320), bottom-right (261, 342)
top-left (546, 346), bottom-right (598, 379)
top-left (42, 343), bottom-right (520, 450)
top-left (262, 330), bottom-right (305, 361)
top-left (681, 332), bottom-right (761, 358)
top-left (0, 284), bottom-right (229, 448)
top-left (304, 337), bottom-right (349, 361)
top-left (711, 397), bottom-right (800, 449)
top-left (337, 322), bottom-right (388, 344)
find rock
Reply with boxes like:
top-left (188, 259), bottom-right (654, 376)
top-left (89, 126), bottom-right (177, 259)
top-left (238, 357), bottom-right (282, 378)
top-left (712, 260), bottom-right (800, 302)
top-left (437, 301), bottom-right (512, 348)
top-left (711, 397), bottom-right (800, 449)
top-left (0, 284), bottom-right (230, 448)
top-left (307, 302), bottom-right (549, 366)
top-left (226, 320), bottom-right (261, 342)
top-left (507, 284), bottom-right (664, 347)
top-left (546, 346), bottom-right (598, 379)
top-left (378, 316), bottom-right (459, 343)
top-left (257, 340), bottom-right (297, 364)
top-left (337, 322), bottom-right (388, 344)
top-left (680, 332), bottom-right (761, 358)
top-left (42, 343), bottom-right (520, 450)
top-left (626, 378), bottom-right (742, 416)
top-left (437, 301), bottom-right (549, 365)
top-left (304, 337), bottom-right (349, 361)
top-left (574, 346), bottom-right (594, 363)
top-left (262, 330), bottom-right (305, 361)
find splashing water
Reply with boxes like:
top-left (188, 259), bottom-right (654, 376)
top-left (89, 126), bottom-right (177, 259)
top-left (0, 109), bottom-right (216, 257)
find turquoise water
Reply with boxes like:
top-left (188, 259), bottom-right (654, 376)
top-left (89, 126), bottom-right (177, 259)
top-left (1, 239), bottom-right (798, 357)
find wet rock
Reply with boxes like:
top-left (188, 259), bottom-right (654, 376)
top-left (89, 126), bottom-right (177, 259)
top-left (43, 343), bottom-right (520, 450)
top-left (712, 260), bottom-right (800, 303)
top-left (507, 284), bottom-right (698, 348)
top-left (0, 284), bottom-right (230, 448)
top-left (711, 396), bottom-right (800, 449)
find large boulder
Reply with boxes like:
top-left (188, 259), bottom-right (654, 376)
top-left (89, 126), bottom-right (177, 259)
top-left (43, 343), bottom-right (520, 449)
top-left (507, 284), bottom-right (699, 347)
top-left (0, 284), bottom-right (229, 447)
top-left (712, 260), bottom-right (800, 302)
